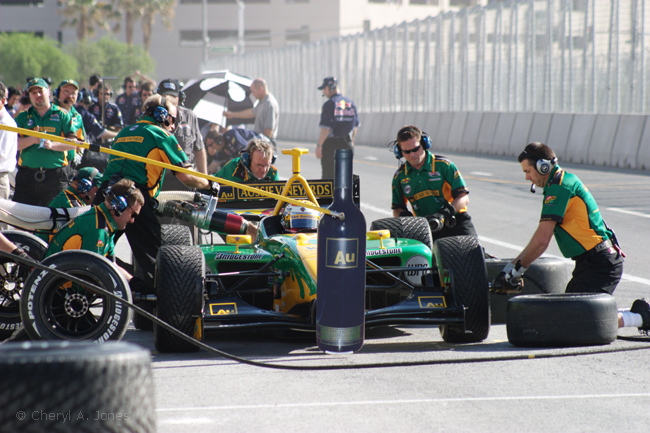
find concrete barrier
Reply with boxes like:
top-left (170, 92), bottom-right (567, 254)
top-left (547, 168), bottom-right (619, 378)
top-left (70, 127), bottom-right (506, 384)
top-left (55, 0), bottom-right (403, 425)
top-left (476, 112), bottom-right (499, 154)
top-left (278, 113), bottom-right (293, 140)
top-left (434, 112), bottom-right (455, 151)
top-left (587, 114), bottom-right (620, 166)
top-left (545, 113), bottom-right (574, 160)
top-left (508, 112), bottom-right (534, 156)
top-left (492, 113), bottom-right (516, 155)
top-left (565, 114), bottom-right (597, 164)
top-left (447, 112), bottom-right (468, 152)
top-left (611, 115), bottom-right (647, 169)
top-left (637, 118), bottom-right (650, 170)
top-left (422, 112), bottom-right (442, 140)
top-left (527, 112), bottom-right (553, 144)
top-left (354, 112), bottom-right (371, 145)
top-left (461, 112), bottom-right (483, 153)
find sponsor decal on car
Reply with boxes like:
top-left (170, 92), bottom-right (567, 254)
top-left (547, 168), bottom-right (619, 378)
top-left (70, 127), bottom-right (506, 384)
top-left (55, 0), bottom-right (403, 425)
top-left (214, 253), bottom-right (264, 260)
top-left (209, 303), bottom-right (238, 315)
top-left (418, 296), bottom-right (447, 308)
top-left (366, 248), bottom-right (402, 256)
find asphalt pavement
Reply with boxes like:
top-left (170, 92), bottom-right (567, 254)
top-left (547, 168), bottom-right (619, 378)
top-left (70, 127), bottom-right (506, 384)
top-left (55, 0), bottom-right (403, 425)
top-left (115, 139), bottom-right (650, 433)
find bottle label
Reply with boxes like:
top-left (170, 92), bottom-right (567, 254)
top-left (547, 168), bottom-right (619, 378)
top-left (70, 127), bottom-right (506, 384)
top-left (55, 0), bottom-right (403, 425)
top-left (325, 238), bottom-right (359, 268)
top-left (317, 324), bottom-right (363, 347)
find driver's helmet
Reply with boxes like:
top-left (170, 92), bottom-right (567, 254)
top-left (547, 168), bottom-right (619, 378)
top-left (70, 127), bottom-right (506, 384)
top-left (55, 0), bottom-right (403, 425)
top-left (281, 200), bottom-right (320, 233)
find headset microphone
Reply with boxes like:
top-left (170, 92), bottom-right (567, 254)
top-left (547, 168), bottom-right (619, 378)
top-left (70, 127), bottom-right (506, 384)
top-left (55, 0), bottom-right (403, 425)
top-left (530, 183), bottom-right (536, 193)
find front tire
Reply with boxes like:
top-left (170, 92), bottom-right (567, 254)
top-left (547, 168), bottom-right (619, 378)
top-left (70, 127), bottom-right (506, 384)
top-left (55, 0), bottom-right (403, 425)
top-left (370, 217), bottom-right (433, 251)
top-left (20, 250), bottom-right (132, 342)
top-left (0, 231), bottom-right (48, 340)
top-left (153, 245), bottom-right (205, 353)
top-left (434, 236), bottom-right (490, 343)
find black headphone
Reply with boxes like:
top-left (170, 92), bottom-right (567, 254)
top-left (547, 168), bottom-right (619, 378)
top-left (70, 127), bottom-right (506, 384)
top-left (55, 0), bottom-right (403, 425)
top-left (74, 168), bottom-right (100, 196)
top-left (106, 185), bottom-right (135, 217)
top-left (392, 127), bottom-right (432, 159)
top-left (53, 86), bottom-right (60, 100)
top-left (522, 149), bottom-right (558, 175)
top-left (147, 96), bottom-right (170, 126)
top-left (327, 77), bottom-right (337, 92)
top-left (241, 145), bottom-right (277, 168)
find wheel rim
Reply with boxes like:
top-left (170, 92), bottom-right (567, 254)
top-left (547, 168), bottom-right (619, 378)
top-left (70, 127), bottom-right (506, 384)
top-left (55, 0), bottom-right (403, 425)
top-left (39, 272), bottom-right (113, 340)
top-left (0, 259), bottom-right (25, 322)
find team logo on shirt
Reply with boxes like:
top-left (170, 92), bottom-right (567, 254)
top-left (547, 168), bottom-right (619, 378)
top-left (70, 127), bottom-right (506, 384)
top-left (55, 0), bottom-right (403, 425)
top-left (404, 185), bottom-right (412, 194)
top-left (401, 178), bottom-right (410, 184)
top-left (51, 114), bottom-right (60, 122)
top-left (428, 171), bottom-right (441, 181)
top-left (97, 240), bottom-right (105, 248)
top-left (26, 119), bottom-right (34, 127)
top-left (454, 170), bottom-right (460, 179)
top-left (544, 196), bottom-right (556, 204)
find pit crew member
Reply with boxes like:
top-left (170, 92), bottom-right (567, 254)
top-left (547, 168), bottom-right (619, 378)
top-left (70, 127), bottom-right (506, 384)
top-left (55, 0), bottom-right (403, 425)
top-left (216, 138), bottom-right (279, 183)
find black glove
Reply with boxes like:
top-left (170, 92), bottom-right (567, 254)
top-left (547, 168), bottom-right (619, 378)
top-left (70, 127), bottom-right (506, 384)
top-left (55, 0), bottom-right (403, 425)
top-left (11, 247), bottom-right (30, 261)
top-left (490, 261), bottom-right (526, 295)
top-left (209, 180), bottom-right (220, 196)
top-left (438, 201), bottom-right (456, 221)
top-left (11, 247), bottom-right (33, 282)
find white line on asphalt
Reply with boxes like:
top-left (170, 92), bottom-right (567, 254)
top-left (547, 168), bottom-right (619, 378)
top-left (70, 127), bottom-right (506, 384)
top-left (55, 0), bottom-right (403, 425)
top-left (470, 171), bottom-right (493, 176)
top-left (606, 207), bottom-right (650, 218)
top-left (361, 202), bottom-right (392, 216)
top-left (157, 393), bottom-right (650, 413)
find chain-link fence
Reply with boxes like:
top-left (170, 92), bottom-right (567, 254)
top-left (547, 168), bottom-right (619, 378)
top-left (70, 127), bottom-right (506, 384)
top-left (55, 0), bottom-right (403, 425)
top-left (206, 0), bottom-right (649, 115)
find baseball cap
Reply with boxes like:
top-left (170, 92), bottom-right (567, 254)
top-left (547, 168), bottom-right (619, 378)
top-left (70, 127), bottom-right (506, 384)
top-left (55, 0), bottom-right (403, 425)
top-left (58, 79), bottom-right (79, 90)
top-left (27, 78), bottom-right (49, 91)
top-left (317, 77), bottom-right (337, 90)
top-left (75, 167), bottom-right (103, 187)
top-left (156, 79), bottom-right (180, 97)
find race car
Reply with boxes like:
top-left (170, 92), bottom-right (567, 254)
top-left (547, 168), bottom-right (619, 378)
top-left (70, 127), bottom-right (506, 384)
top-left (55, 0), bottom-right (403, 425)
top-left (149, 153), bottom-right (492, 353)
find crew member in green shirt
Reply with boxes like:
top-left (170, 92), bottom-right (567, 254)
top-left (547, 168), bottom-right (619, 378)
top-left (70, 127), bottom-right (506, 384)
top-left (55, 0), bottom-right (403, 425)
top-left (14, 78), bottom-right (79, 206)
top-left (390, 125), bottom-right (476, 241)
top-left (216, 138), bottom-right (278, 183)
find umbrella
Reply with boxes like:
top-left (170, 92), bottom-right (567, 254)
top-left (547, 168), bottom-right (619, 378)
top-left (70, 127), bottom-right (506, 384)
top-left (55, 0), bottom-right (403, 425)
top-left (182, 70), bottom-right (255, 128)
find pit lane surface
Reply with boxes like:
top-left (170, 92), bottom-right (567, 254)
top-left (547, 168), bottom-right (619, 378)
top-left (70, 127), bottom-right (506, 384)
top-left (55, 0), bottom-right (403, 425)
top-left (121, 139), bottom-right (650, 433)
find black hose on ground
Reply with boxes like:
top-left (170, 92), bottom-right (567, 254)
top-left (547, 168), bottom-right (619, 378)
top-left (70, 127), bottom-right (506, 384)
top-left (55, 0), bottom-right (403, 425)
top-left (2, 250), bottom-right (648, 370)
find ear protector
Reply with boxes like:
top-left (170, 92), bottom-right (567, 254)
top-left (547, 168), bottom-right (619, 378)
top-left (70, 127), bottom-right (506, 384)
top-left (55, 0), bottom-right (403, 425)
top-left (392, 127), bottom-right (431, 159)
top-left (327, 77), bottom-right (337, 92)
top-left (53, 86), bottom-right (60, 100)
top-left (106, 185), bottom-right (135, 217)
top-left (75, 168), bottom-right (99, 196)
top-left (522, 149), bottom-right (557, 175)
top-left (149, 96), bottom-right (170, 125)
top-left (241, 148), bottom-right (277, 168)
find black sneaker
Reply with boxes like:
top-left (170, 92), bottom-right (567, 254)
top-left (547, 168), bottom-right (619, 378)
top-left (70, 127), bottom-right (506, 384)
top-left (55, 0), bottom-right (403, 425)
top-left (630, 298), bottom-right (650, 334)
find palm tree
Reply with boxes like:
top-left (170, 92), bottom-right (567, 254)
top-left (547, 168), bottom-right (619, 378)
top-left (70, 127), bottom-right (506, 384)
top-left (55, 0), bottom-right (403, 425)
top-left (114, 0), bottom-right (143, 46)
top-left (58, 0), bottom-right (120, 41)
top-left (141, 0), bottom-right (176, 53)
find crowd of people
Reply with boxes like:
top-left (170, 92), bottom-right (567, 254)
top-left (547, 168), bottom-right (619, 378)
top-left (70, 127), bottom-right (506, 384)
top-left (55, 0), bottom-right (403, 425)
top-left (0, 71), bottom-right (648, 340)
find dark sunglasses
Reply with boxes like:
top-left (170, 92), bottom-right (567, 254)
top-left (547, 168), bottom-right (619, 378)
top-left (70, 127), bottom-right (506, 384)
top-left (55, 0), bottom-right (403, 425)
top-left (167, 114), bottom-right (177, 125)
top-left (128, 206), bottom-right (139, 218)
top-left (401, 145), bottom-right (421, 155)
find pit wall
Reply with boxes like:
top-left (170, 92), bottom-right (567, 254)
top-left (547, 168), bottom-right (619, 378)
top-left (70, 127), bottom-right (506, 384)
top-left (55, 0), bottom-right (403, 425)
top-left (278, 112), bottom-right (650, 171)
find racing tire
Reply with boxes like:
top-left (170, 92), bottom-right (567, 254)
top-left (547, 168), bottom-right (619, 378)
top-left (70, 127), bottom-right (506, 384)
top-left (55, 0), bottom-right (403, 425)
top-left (369, 217), bottom-right (433, 251)
top-left (506, 293), bottom-right (618, 347)
top-left (132, 224), bottom-right (194, 331)
top-left (486, 257), bottom-right (568, 324)
top-left (19, 250), bottom-right (132, 342)
top-left (0, 231), bottom-right (48, 340)
top-left (153, 245), bottom-right (205, 353)
top-left (0, 341), bottom-right (155, 433)
top-left (434, 236), bottom-right (490, 343)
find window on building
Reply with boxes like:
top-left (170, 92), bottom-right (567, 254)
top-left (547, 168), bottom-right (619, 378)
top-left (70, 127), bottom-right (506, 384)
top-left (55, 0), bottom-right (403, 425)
top-left (179, 29), bottom-right (271, 48)
top-left (286, 26), bottom-right (309, 45)
top-left (179, 0), bottom-right (270, 4)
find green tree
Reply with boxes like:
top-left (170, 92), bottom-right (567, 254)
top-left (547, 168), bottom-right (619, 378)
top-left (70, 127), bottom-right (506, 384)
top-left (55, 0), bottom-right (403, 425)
top-left (141, 0), bottom-right (176, 53)
top-left (66, 36), bottom-right (156, 89)
top-left (58, 0), bottom-right (120, 41)
top-left (0, 33), bottom-right (78, 89)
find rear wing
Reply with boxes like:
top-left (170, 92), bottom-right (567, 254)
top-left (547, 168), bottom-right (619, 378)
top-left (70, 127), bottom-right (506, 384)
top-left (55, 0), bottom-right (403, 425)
top-left (216, 176), bottom-right (360, 216)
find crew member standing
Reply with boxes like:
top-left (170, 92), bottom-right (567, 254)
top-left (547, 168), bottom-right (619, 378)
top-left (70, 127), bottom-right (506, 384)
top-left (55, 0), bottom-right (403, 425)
top-left (13, 78), bottom-right (79, 206)
top-left (216, 138), bottom-right (278, 183)
top-left (223, 78), bottom-right (279, 142)
top-left (90, 82), bottom-right (123, 132)
top-left (0, 81), bottom-right (18, 230)
top-left (115, 77), bottom-right (142, 127)
top-left (315, 77), bottom-right (359, 179)
top-left (390, 125), bottom-right (477, 241)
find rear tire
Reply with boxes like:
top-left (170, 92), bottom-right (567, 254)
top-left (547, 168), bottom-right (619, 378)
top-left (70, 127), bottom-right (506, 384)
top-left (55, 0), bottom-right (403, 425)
top-left (0, 231), bottom-right (48, 340)
top-left (0, 341), bottom-right (155, 433)
top-left (20, 250), bottom-right (132, 342)
top-left (153, 245), bottom-right (205, 353)
top-left (506, 293), bottom-right (618, 347)
top-left (434, 236), bottom-right (490, 343)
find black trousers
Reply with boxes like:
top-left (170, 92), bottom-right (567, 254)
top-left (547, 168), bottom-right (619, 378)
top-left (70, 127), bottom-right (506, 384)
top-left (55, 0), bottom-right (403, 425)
top-left (13, 166), bottom-right (69, 207)
top-left (428, 212), bottom-right (477, 243)
top-left (566, 248), bottom-right (624, 295)
top-left (321, 136), bottom-right (353, 179)
top-left (95, 182), bottom-right (160, 287)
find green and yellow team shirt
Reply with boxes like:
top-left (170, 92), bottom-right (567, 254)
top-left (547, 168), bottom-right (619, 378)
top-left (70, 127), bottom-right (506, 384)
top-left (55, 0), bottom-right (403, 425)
top-left (541, 165), bottom-right (613, 258)
top-left (45, 203), bottom-right (118, 259)
top-left (101, 116), bottom-right (188, 198)
top-left (63, 105), bottom-right (86, 162)
top-left (391, 152), bottom-right (469, 216)
top-left (216, 157), bottom-right (279, 183)
top-left (14, 105), bottom-right (77, 169)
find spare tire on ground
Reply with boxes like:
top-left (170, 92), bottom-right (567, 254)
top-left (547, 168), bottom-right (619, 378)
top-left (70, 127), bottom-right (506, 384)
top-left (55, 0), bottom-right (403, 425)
top-left (486, 256), bottom-right (569, 324)
top-left (506, 293), bottom-right (618, 347)
top-left (0, 341), bottom-right (155, 433)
